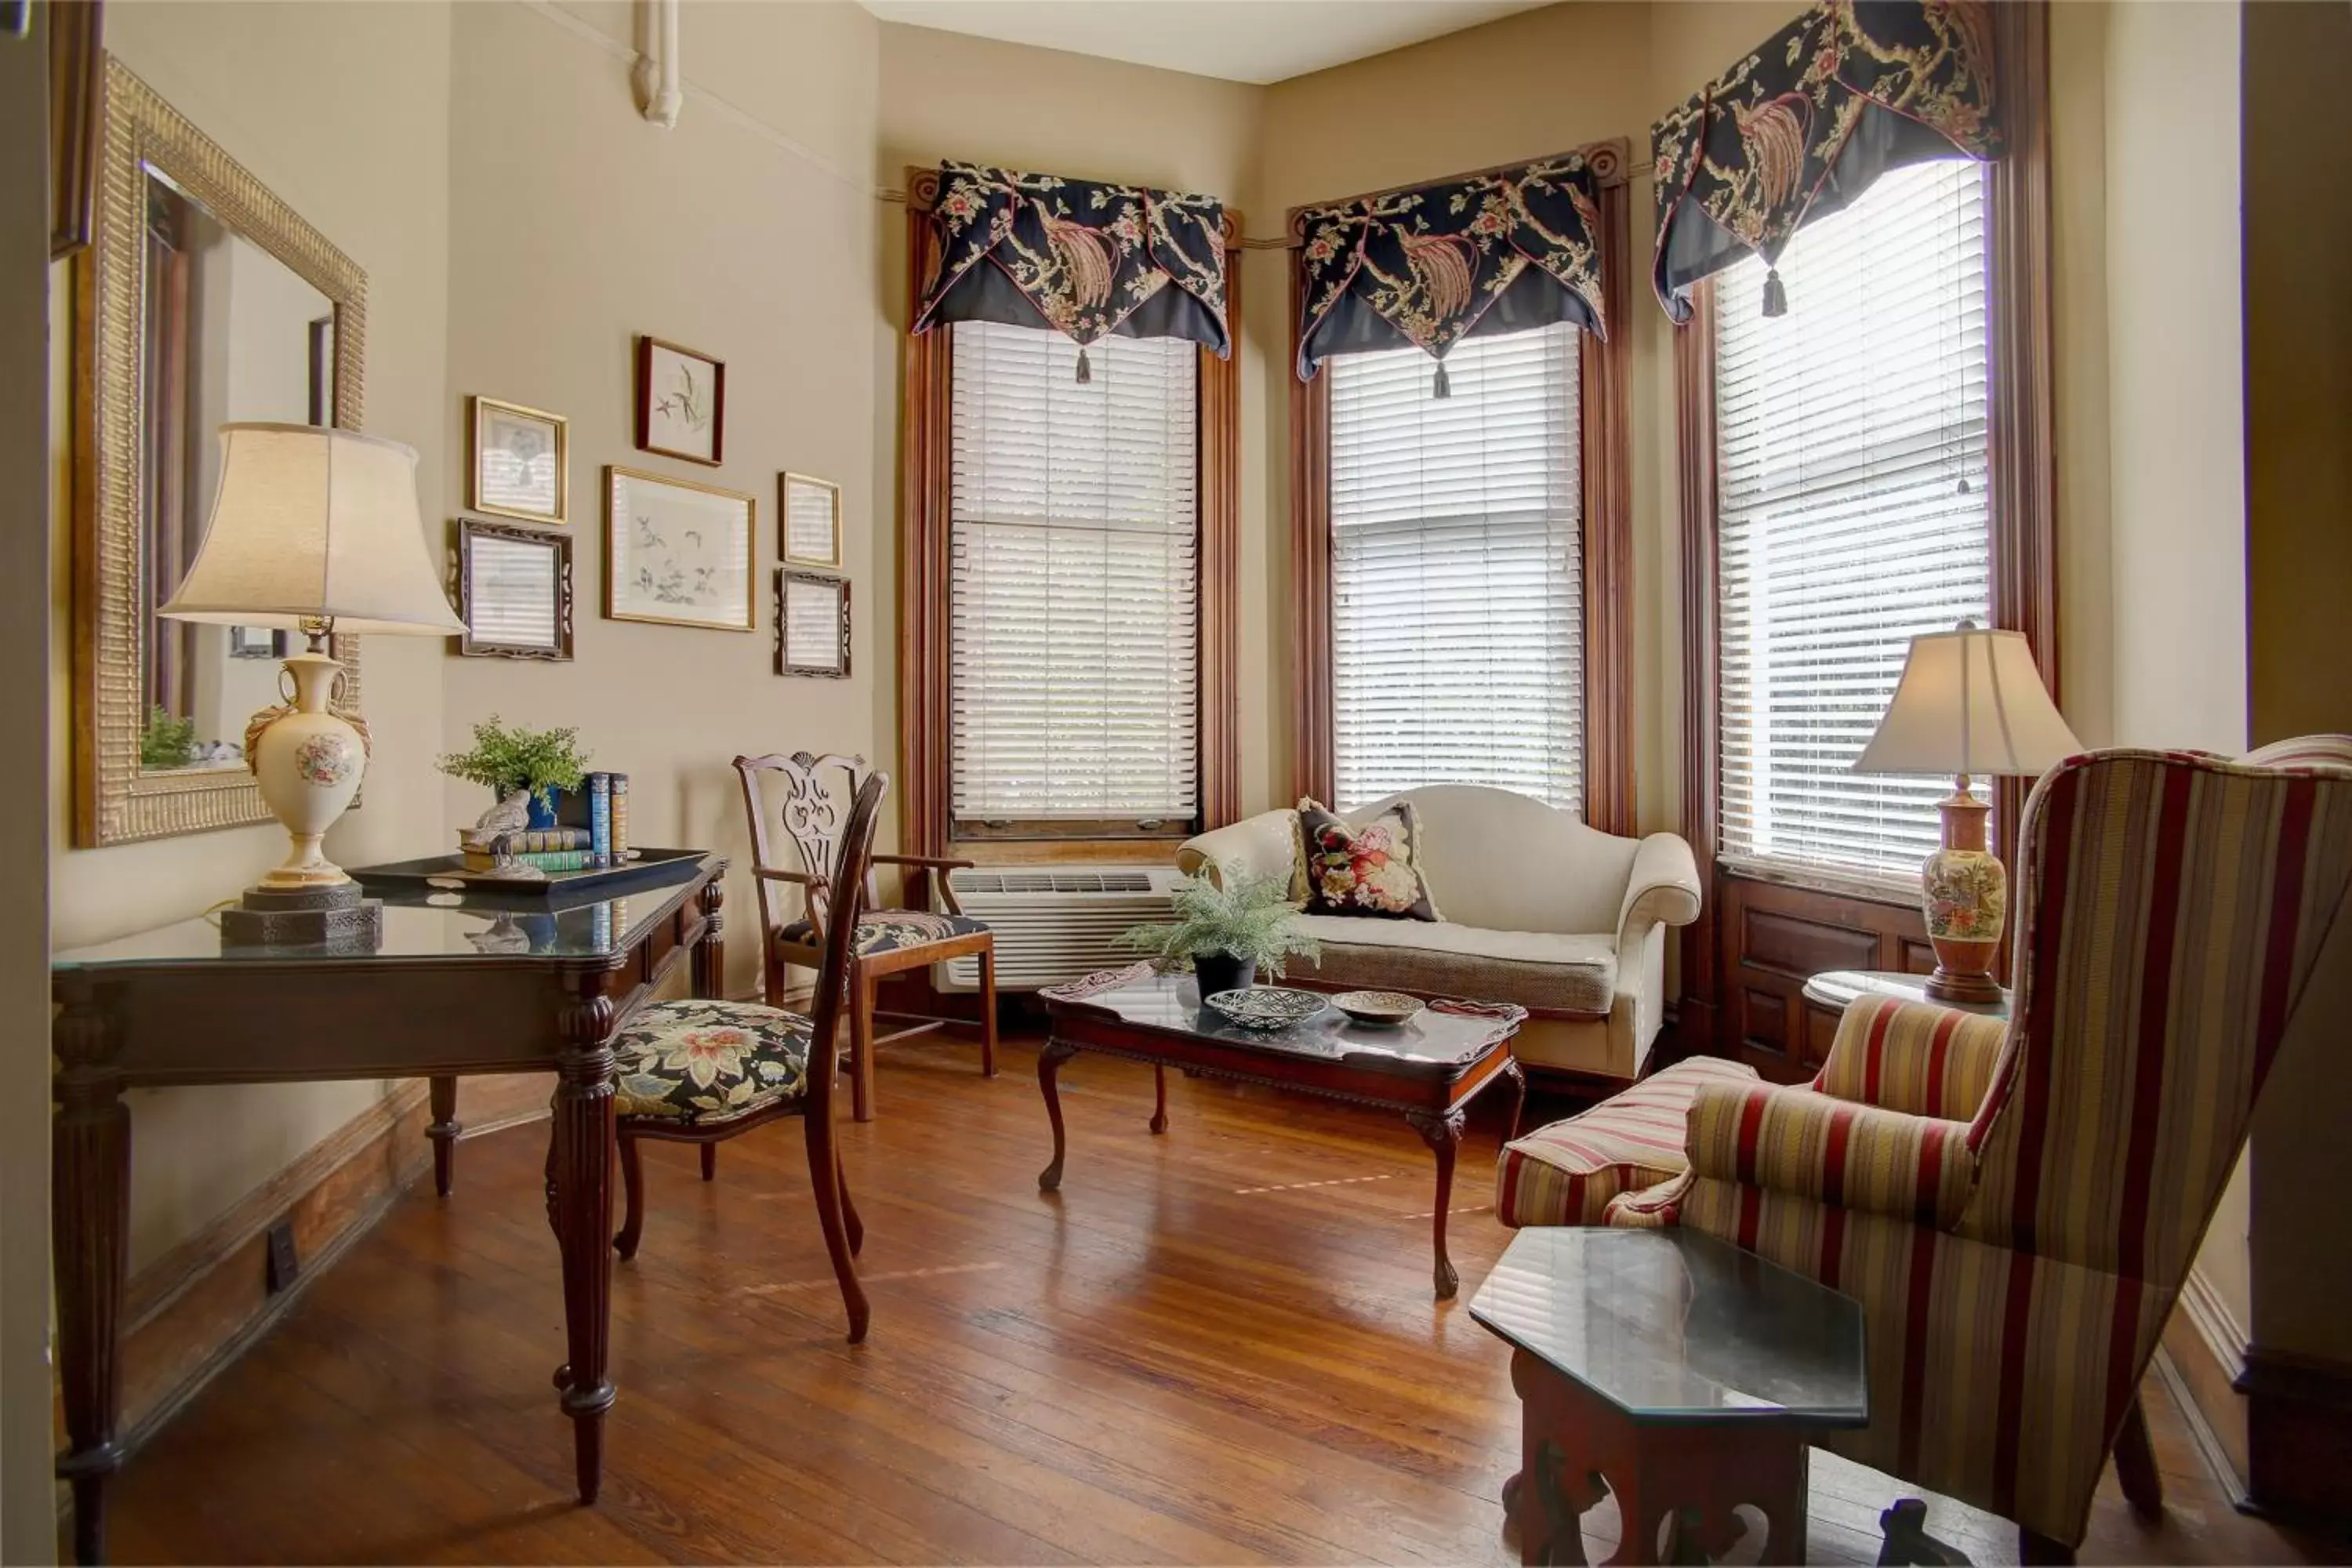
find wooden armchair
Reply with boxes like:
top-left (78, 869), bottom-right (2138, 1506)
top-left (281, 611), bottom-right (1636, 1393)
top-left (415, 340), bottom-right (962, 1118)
top-left (607, 771), bottom-right (886, 1341)
top-left (736, 751), bottom-right (997, 1123)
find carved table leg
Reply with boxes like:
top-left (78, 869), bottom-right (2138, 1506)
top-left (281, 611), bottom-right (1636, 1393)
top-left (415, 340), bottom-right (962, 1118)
top-left (53, 995), bottom-right (129, 1566)
top-left (692, 876), bottom-right (725, 999)
top-left (428, 1075), bottom-right (459, 1197)
top-left (547, 989), bottom-right (618, 1505)
top-left (1150, 1064), bottom-right (1168, 1134)
top-left (1407, 1105), bottom-right (1468, 1298)
top-left (1501, 1057), bottom-right (1529, 1142)
top-left (1036, 1040), bottom-right (1079, 1191)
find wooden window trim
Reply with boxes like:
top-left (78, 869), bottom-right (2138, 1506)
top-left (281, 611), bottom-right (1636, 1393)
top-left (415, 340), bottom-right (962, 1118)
top-left (1673, 3), bottom-right (2056, 1061)
top-left (1285, 138), bottom-right (1636, 831)
top-left (898, 167), bottom-right (1243, 869)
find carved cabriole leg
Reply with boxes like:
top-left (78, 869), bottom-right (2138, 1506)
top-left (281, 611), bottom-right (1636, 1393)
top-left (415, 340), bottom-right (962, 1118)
top-left (692, 876), bottom-right (725, 1000)
top-left (1501, 1057), bottom-right (1529, 1142)
top-left (1150, 1064), bottom-right (1168, 1134)
top-left (1036, 1039), bottom-right (1079, 1190)
top-left (977, 942), bottom-right (1000, 1078)
top-left (614, 1132), bottom-right (646, 1260)
top-left (548, 984), bottom-right (619, 1505)
top-left (428, 1075), bottom-right (459, 1197)
top-left (53, 989), bottom-right (129, 1566)
top-left (802, 1102), bottom-right (868, 1341)
top-left (1406, 1105), bottom-right (1468, 1298)
top-left (836, 1146), bottom-right (863, 1255)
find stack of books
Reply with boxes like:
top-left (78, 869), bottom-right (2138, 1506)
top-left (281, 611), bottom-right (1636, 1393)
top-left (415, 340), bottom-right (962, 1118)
top-left (462, 826), bottom-right (596, 873)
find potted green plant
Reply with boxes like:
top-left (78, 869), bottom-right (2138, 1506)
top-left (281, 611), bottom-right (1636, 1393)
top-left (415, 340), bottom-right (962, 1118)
top-left (140, 705), bottom-right (196, 770)
top-left (437, 715), bottom-right (590, 829)
top-left (1116, 870), bottom-right (1321, 997)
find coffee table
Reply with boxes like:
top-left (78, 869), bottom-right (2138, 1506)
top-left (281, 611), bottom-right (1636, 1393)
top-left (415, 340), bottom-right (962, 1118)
top-left (1471, 1227), bottom-right (1869, 1565)
top-left (1036, 963), bottom-right (1529, 1298)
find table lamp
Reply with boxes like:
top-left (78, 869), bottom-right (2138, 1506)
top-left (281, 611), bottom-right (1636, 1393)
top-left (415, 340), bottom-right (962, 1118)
top-left (159, 423), bottom-right (464, 946)
top-left (1853, 622), bottom-right (2081, 1004)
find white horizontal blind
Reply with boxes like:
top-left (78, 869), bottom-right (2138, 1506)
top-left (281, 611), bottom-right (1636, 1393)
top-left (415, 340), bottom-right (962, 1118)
top-left (1715, 160), bottom-right (1993, 884)
top-left (1328, 324), bottom-right (1583, 811)
top-left (949, 321), bottom-right (1199, 826)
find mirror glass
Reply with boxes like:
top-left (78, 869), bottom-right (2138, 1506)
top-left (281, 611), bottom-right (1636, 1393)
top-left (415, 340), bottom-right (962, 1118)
top-left (136, 165), bottom-right (334, 775)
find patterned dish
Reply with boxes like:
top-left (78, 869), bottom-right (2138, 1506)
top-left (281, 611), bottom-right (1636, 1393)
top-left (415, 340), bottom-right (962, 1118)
top-left (1330, 989), bottom-right (1425, 1028)
top-left (1203, 986), bottom-right (1327, 1031)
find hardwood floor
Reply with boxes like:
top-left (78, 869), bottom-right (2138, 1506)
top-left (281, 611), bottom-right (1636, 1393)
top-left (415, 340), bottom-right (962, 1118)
top-left (103, 1035), bottom-right (2334, 1565)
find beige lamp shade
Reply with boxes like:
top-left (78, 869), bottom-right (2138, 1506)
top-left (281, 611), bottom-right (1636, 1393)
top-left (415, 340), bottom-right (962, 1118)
top-left (1855, 625), bottom-right (2082, 778)
top-left (158, 423), bottom-right (464, 636)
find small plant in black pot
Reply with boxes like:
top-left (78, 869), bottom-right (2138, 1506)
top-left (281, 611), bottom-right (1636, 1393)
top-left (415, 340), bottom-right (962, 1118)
top-left (1116, 870), bottom-right (1320, 996)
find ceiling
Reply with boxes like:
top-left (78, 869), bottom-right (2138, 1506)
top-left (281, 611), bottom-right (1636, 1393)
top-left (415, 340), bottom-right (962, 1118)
top-left (859, 0), bottom-right (1559, 85)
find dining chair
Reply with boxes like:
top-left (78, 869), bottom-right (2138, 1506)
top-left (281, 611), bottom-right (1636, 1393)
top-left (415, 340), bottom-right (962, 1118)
top-left (735, 750), bottom-right (996, 1122)
top-left (605, 771), bottom-right (887, 1341)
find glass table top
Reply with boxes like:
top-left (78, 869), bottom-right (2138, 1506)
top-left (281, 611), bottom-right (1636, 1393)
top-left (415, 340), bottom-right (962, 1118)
top-left (52, 854), bottom-right (717, 967)
top-left (1044, 967), bottom-right (1524, 1069)
top-left (1469, 1227), bottom-right (1868, 1425)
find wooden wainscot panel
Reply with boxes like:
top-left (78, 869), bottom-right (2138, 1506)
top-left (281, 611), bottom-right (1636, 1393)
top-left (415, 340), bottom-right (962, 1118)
top-left (1719, 874), bottom-right (1927, 1083)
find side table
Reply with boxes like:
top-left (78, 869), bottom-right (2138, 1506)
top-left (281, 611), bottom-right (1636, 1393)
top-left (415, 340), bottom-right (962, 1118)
top-left (1801, 967), bottom-right (2011, 1019)
top-left (1471, 1227), bottom-right (1869, 1566)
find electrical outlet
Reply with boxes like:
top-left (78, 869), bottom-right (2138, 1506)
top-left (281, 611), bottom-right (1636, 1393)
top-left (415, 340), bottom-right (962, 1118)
top-left (265, 1221), bottom-right (299, 1294)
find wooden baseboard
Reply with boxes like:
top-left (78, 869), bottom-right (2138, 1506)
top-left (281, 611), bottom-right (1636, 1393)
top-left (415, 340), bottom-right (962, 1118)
top-left (2238, 1344), bottom-right (2352, 1528)
top-left (107, 1082), bottom-right (433, 1452)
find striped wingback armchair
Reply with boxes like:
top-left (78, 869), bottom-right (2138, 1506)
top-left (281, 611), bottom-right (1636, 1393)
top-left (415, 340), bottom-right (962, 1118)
top-left (1496, 738), bottom-right (2352, 1553)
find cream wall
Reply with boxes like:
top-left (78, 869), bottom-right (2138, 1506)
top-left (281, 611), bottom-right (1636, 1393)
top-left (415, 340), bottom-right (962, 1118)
top-left (872, 24), bottom-right (1273, 813)
top-left (5, 13), bottom-right (54, 1561)
top-left (440, 0), bottom-right (882, 999)
top-left (43, 0), bottom-right (456, 1273)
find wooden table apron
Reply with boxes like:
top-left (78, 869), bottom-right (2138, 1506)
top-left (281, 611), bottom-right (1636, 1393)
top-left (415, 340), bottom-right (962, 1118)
top-left (1033, 1001), bottom-right (1526, 1299)
top-left (47, 857), bottom-right (728, 1566)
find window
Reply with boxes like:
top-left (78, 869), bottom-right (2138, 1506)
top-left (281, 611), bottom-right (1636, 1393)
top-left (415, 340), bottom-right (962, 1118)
top-left (1327, 323), bottom-right (1584, 811)
top-left (948, 321), bottom-right (1199, 835)
top-left (1715, 159), bottom-right (1991, 884)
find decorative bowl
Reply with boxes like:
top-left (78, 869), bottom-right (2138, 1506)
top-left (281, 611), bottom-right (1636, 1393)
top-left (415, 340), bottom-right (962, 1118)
top-left (1203, 986), bottom-right (1327, 1032)
top-left (1331, 989), bottom-right (1425, 1028)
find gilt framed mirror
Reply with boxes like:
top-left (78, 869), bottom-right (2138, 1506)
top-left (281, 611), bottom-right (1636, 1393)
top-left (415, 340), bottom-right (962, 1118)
top-left (74, 57), bottom-right (368, 846)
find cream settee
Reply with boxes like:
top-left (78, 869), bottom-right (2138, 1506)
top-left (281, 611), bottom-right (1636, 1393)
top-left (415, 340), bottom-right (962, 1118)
top-left (1177, 786), bottom-right (1701, 1080)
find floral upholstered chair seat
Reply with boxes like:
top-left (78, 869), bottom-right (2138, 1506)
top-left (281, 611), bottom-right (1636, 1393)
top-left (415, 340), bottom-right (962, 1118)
top-left (776, 908), bottom-right (989, 957)
top-left (613, 1000), bottom-right (812, 1125)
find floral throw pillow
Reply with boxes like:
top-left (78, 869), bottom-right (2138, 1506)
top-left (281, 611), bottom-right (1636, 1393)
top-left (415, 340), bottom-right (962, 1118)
top-left (1295, 799), bottom-right (1442, 922)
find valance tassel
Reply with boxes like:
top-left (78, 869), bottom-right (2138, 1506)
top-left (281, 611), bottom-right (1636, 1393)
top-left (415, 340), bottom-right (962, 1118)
top-left (1074, 347), bottom-right (1092, 384)
top-left (1762, 267), bottom-right (1788, 318)
top-left (1431, 362), bottom-right (1451, 400)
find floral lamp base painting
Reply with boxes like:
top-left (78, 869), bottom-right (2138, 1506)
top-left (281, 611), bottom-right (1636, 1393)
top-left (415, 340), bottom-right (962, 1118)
top-left (1920, 789), bottom-right (2005, 1004)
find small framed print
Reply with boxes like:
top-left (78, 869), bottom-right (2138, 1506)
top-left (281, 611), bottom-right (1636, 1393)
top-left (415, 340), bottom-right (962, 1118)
top-left (634, 335), bottom-right (725, 466)
top-left (775, 569), bottom-right (850, 678)
top-left (456, 517), bottom-right (573, 659)
top-left (469, 396), bottom-right (568, 524)
top-left (780, 471), bottom-right (844, 568)
top-left (229, 626), bottom-right (285, 659)
top-left (604, 465), bottom-right (756, 631)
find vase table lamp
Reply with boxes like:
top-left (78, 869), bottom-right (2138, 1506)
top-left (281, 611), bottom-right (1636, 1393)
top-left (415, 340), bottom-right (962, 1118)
top-left (1853, 622), bottom-right (2082, 1004)
top-left (158, 423), bottom-right (464, 947)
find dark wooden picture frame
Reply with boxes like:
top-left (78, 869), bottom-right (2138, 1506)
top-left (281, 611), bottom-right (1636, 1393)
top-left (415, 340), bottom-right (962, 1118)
top-left (633, 333), bottom-right (726, 466)
top-left (456, 517), bottom-right (574, 660)
top-left (775, 568), bottom-right (850, 679)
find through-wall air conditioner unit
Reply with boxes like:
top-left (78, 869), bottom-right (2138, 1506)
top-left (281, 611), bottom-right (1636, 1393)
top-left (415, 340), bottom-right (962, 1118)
top-left (937, 866), bottom-right (1183, 992)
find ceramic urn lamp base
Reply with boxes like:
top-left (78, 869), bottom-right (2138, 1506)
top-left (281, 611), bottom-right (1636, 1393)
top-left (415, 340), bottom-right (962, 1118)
top-left (1920, 778), bottom-right (2006, 1006)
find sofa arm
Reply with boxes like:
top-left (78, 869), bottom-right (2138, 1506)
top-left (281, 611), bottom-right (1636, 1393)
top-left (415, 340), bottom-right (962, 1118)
top-left (1614, 833), bottom-right (1702, 957)
top-left (1685, 1080), bottom-right (1979, 1230)
top-left (1176, 809), bottom-right (1300, 892)
top-left (1812, 993), bottom-right (2011, 1120)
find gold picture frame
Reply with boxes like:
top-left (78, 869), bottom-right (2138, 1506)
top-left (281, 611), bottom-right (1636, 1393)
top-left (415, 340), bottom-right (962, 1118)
top-left (73, 58), bottom-right (368, 847)
top-left (779, 471), bottom-right (844, 568)
top-left (602, 465), bottom-right (756, 631)
top-left (467, 396), bottom-right (568, 524)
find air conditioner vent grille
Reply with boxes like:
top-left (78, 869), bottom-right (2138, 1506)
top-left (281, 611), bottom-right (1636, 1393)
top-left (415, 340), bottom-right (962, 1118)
top-left (950, 869), bottom-right (1154, 895)
top-left (938, 865), bottom-right (1180, 990)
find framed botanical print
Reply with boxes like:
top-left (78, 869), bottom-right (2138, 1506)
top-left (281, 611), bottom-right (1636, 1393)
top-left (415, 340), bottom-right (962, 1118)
top-left (634, 334), bottom-right (725, 466)
top-left (456, 517), bottom-right (573, 659)
top-left (604, 465), bottom-right (755, 631)
top-left (780, 471), bottom-right (843, 568)
top-left (469, 396), bottom-right (568, 524)
top-left (776, 569), bottom-right (850, 678)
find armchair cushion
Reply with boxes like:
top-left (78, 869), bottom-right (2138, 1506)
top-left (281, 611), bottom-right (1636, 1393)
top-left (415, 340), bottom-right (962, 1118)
top-left (1297, 798), bottom-right (1441, 920)
top-left (614, 1000), bottom-right (811, 1124)
top-left (1495, 1057), bottom-right (1759, 1225)
top-left (777, 909), bottom-right (989, 956)
top-left (1812, 993), bottom-right (2010, 1120)
top-left (1685, 1080), bottom-right (1980, 1230)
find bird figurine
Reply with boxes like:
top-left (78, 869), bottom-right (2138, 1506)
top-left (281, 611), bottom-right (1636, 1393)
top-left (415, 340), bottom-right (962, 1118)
top-left (457, 789), bottom-right (548, 881)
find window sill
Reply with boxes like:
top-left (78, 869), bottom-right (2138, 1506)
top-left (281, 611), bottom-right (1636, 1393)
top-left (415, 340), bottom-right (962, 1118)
top-left (1717, 855), bottom-right (1923, 910)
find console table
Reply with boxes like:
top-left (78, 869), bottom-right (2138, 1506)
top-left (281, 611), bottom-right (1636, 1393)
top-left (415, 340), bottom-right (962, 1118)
top-left (48, 853), bottom-right (727, 1565)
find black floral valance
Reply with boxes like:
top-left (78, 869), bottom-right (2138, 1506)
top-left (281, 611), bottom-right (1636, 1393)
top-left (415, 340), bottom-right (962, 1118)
top-left (1651, 0), bottom-right (2000, 322)
top-left (1294, 151), bottom-right (1607, 394)
top-left (912, 162), bottom-right (1229, 372)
